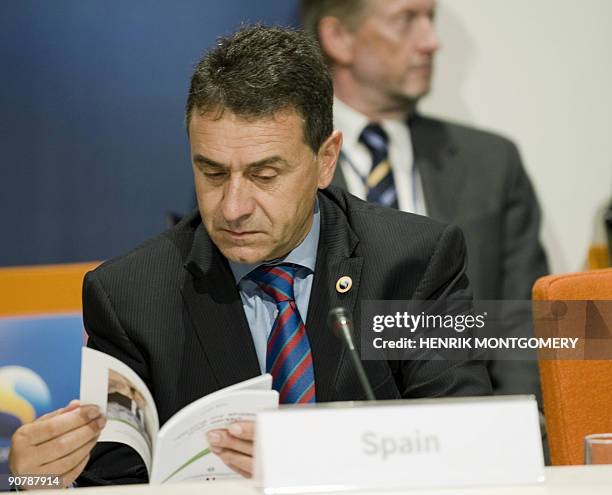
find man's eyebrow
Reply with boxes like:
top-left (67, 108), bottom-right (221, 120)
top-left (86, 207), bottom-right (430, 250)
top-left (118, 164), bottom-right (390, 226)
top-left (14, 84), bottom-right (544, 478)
top-left (192, 154), bottom-right (289, 169)
top-left (248, 155), bottom-right (289, 169)
top-left (193, 155), bottom-right (225, 168)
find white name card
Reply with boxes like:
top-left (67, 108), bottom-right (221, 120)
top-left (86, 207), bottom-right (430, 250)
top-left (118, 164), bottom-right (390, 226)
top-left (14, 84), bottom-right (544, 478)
top-left (255, 395), bottom-right (545, 493)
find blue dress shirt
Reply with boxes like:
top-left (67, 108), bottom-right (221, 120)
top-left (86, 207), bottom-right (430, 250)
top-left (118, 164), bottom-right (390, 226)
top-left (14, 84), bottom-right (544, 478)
top-left (229, 202), bottom-right (321, 373)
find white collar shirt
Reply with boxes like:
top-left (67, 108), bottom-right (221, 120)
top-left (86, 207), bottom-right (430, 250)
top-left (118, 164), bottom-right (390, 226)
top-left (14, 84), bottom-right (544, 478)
top-left (333, 97), bottom-right (427, 215)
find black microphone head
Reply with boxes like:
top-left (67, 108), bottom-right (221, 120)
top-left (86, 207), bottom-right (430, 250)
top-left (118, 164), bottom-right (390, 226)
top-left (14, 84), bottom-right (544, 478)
top-left (328, 307), bottom-right (373, 399)
top-left (328, 307), bottom-right (353, 340)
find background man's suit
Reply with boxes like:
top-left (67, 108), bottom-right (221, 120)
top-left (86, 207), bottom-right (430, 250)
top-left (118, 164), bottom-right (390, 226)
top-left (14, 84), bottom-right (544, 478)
top-left (78, 186), bottom-right (491, 485)
top-left (332, 114), bottom-right (549, 396)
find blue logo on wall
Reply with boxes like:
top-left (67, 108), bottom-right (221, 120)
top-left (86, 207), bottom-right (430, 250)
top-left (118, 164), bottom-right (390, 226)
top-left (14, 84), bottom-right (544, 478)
top-left (0, 366), bottom-right (52, 437)
top-left (0, 313), bottom-right (83, 487)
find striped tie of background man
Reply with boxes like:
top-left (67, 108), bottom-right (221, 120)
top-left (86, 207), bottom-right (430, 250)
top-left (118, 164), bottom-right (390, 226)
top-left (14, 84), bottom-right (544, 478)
top-left (359, 123), bottom-right (399, 209)
top-left (248, 263), bottom-right (316, 404)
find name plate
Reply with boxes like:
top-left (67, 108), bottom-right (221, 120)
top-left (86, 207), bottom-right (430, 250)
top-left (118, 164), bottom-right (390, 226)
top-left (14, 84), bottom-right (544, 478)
top-left (255, 396), bottom-right (544, 493)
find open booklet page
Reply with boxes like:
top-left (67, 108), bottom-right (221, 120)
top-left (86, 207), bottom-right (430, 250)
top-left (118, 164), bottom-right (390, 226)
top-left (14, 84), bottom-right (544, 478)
top-left (80, 347), bottom-right (279, 483)
top-left (151, 385), bottom-right (278, 483)
top-left (80, 347), bottom-right (159, 474)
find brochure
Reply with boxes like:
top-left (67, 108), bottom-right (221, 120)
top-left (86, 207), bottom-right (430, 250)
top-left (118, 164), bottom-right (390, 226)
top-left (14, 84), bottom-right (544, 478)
top-left (80, 347), bottom-right (278, 483)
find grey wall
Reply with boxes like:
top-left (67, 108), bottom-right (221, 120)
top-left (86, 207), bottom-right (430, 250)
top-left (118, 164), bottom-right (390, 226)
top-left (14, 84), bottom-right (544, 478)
top-left (420, 0), bottom-right (612, 272)
top-left (0, 0), bottom-right (299, 266)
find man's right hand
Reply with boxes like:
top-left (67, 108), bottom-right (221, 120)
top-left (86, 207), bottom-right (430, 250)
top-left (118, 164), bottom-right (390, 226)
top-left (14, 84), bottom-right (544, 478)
top-left (8, 400), bottom-right (106, 489)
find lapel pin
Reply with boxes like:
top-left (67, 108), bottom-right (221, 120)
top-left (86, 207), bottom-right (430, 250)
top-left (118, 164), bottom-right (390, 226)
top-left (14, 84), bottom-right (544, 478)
top-left (336, 276), bottom-right (352, 294)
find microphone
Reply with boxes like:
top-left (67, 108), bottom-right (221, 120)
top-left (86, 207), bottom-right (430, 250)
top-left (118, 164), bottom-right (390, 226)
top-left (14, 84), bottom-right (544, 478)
top-left (328, 307), bottom-right (376, 401)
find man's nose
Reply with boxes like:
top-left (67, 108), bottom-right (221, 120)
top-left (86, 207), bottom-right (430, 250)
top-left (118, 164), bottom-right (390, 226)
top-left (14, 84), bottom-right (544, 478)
top-left (221, 176), bottom-right (255, 226)
top-left (416, 17), bottom-right (440, 54)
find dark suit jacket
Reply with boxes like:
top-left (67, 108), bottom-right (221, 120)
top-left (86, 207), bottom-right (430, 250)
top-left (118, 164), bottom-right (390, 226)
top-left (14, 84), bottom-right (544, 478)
top-left (332, 114), bottom-right (549, 397)
top-left (78, 186), bottom-right (491, 485)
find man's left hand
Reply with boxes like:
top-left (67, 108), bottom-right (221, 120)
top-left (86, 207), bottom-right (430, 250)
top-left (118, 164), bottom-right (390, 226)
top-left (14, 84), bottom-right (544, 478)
top-left (207, 421), bottom-right (255, 478)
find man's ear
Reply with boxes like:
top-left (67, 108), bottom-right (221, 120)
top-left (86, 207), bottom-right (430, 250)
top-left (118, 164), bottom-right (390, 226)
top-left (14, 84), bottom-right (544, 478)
top-left (318, 16), bottom-right (355, 66)
top-left (317, 130), bottom-right (343, 189)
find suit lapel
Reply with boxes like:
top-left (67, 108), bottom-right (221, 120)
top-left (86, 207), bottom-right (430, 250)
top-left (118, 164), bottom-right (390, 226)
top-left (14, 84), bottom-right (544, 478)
top-left (306, 192), bottom-right (363, 402)
top-left (410, 114), bottom-right (464, 222)
top-left (181, 224), bottom-right (261, 389)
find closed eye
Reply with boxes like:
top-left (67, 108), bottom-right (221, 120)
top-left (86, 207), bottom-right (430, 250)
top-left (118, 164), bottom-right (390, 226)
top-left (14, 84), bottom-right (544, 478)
top-left (249, 165), bottom-right (279, 183)
top-left (202, 170), bottom-right (228, 182)
top-left (251, 174), bottom-right (278, 186)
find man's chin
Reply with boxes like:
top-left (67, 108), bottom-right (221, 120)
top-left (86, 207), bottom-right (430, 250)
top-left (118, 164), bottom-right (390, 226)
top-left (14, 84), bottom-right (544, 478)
top-left (395, 79), bottom-right (432, 105)
top-left (219, 245), bottom-right (269, 265)
top-left (407, 81), bottom-right (432, 101)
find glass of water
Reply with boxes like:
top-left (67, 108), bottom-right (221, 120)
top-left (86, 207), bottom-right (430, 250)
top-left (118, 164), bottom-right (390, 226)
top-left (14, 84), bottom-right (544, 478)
top-left (584, 433), bottom-right (612, 464)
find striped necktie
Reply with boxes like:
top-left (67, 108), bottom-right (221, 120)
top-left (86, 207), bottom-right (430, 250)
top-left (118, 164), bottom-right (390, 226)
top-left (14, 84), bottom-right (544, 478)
top-left (248, 264), bottom-right (316, 404)
top-left (359, 123), bottom-right (399, 209)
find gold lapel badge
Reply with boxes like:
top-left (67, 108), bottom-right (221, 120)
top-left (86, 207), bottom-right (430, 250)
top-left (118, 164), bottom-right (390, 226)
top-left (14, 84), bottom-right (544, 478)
top-left (336, 276), bottom-right (353, 294)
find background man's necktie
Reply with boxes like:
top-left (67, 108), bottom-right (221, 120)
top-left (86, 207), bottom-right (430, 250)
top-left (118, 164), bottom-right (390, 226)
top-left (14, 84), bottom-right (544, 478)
top-left (248, 264), bottom-right (316, 404)
top-left (359, 123), bottom-right (399, 209)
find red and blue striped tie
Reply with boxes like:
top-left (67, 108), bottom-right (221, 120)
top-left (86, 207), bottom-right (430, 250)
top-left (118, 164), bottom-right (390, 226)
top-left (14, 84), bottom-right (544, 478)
top-left (248, 264), bottom-right (316, 404)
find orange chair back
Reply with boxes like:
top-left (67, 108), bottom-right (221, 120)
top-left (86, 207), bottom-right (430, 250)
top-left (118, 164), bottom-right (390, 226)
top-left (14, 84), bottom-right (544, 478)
top-left (533, 268), bottom-right (612, 465)
top-left (588, 244), bottom-right (610, 270)
top-left (0, 262), bottom-right (100, 317)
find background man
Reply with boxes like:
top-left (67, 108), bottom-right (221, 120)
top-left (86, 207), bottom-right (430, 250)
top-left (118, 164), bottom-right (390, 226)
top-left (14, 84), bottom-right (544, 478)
top-left (9, 26), bottom-right (490, 486)
top-left (301, 0), bottom-right (549, 397)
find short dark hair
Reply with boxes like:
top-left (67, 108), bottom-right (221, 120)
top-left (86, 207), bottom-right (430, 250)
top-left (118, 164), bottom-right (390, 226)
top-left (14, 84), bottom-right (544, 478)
top-left (186, 25), bottom-right (333, 153)
top-left (301, 0), bottom-right (366, 45)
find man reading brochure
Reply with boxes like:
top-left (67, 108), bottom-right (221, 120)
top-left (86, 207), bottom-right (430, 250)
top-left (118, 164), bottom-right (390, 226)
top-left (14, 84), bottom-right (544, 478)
top-left (9, 26), bottom-right (491, 486)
